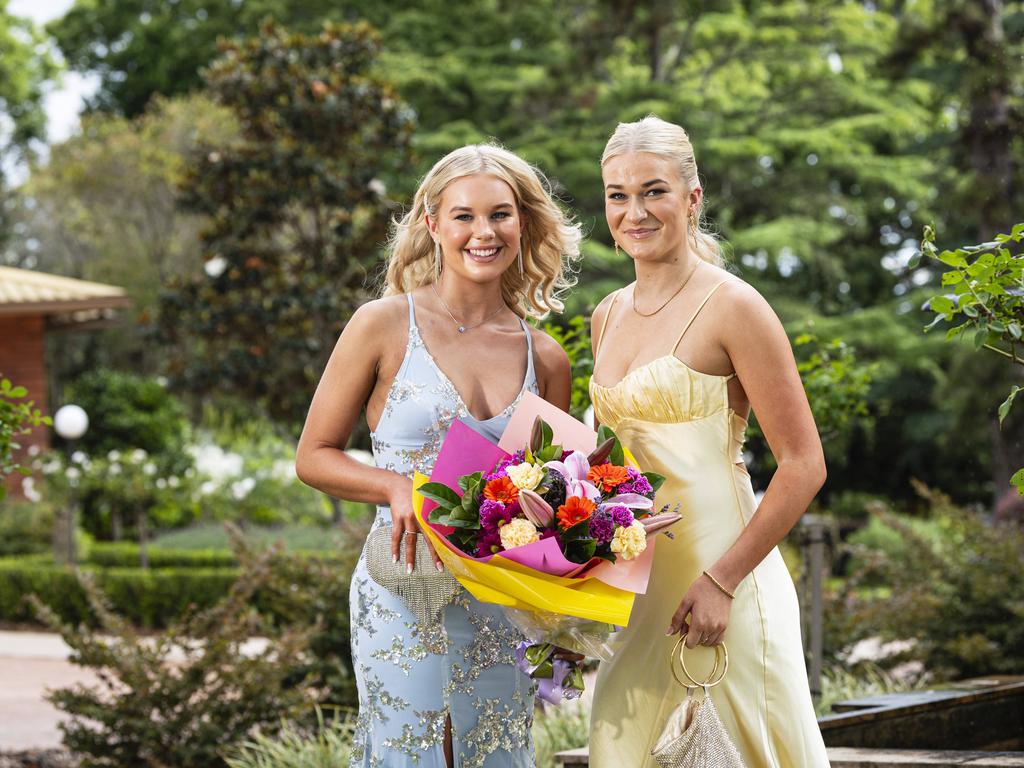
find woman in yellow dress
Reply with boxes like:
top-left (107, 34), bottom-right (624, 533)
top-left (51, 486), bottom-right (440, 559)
top-left (587, 116), bottom-right (831, 767)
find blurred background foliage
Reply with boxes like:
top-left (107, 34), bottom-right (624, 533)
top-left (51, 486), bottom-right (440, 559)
top-left (1, 1), bottom-right (1023, 762)
top-left (2, 0), bottom-right (1019, 506)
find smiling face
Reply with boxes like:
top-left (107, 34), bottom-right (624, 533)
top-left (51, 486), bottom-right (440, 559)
top-left (602, 152), bottom-right (701, 263)
top-left (426, 173), bottom-right (523, 284)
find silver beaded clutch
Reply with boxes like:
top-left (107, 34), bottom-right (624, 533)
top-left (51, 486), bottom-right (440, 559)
top-left (364, 526), bottom-right (459, 625)
top-left (651, 636), bottom-right (746, 768)
top-left (650, 689), bottom-right (746, 768)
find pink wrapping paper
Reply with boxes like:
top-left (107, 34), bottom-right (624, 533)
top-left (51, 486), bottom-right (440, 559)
top-left (419, 404), bottom-right (657, 594)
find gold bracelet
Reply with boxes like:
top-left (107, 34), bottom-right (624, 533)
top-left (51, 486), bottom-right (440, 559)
top-left (703, 569), bottom-right (735, 600)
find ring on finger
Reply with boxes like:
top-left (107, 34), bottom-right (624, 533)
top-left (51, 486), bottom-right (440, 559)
top-left (403, 531), bottom-right (417, 538)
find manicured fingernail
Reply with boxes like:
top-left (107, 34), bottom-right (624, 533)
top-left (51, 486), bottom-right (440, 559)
top-left (666, 627), bottom-right (674, 635)
top-left (392, 555), bottom-right (398, 564)
top-left (436, 563), bottom-right (444, 572)
top-left (406, 563), bottom-right (413, 574)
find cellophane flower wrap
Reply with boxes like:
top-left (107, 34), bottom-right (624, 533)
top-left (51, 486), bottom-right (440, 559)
top-left (413, 392), bottom-right (681, 704)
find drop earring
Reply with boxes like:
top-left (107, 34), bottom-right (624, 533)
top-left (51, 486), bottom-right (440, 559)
top-left (518, 241), bottom-right (524, 275)
top-left (614, 241), bottom-right (621, 258)
top-left (434, 240), bottom-right (442, 281)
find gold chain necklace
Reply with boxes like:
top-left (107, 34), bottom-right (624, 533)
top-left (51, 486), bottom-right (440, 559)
top-left (632, 260), bottom-right (701, 317)
top-left (431, 283), bottom-right (507, 333)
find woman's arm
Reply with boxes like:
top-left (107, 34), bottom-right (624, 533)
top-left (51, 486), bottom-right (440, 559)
top-left (668, 282), bottom-right (826, 645)
top-left (295, 299), bottom-right (443, 572)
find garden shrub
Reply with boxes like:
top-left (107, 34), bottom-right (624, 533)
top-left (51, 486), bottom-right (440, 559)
top-left (0, 556), bottom-right (238, 626)
top-left (232, 526), bottom-right (363, 711)
top-left (33, 550), bottom-right (315, 768)
top-left (224, 710), bottom-right (356, 768)
top-left (68, 369), bottom-right (190, 470)
top-left (833, 483), bottom-right (1024, 680)
top-left (88, 542), bottom-right (239, 569)
top-left (0, 499), bottom-right (56, 555)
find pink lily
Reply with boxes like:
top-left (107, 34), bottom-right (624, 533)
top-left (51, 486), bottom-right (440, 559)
top-left (519, 488), bottom-right (554, 527)
top-left (544, 450), bottom-right (600, 501)
top-left (640, 511), bottom-right (682, 537)
top-left (601, 493), bottom-right (654, 511)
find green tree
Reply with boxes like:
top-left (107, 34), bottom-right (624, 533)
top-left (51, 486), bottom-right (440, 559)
top-left (11, 94), bottom-right (238, 377)
top-left (0, 1), bottom-right (55, 248)
top-left (155, 21), bottom-right (414, 433)
top-left (48, 0), bottom-right (342, 117)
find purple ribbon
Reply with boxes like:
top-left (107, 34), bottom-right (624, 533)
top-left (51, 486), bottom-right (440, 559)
top-left (515, 640), bottom-right (585, 705)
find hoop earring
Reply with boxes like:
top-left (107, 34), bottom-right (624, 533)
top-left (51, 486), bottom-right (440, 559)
top-left (434, 240), bottom-right (442, 281)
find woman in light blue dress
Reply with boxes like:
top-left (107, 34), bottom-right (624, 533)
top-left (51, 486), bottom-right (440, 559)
top-left (296, 144), bottom-right (581, 767)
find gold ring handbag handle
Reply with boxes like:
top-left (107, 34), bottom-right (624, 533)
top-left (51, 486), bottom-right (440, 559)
top-left (669, 633), bottom-right (729, 689)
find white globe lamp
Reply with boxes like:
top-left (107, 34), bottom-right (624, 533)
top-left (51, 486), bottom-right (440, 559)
top-left (54, 404), bottom-right (89, 440)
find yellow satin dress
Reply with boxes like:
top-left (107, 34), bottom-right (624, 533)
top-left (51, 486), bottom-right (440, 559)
top-left (588, 284), bottom-right (830, 768)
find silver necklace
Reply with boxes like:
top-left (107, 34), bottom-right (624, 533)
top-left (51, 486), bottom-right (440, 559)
top-left (431, 283), bottom-right (507, 333)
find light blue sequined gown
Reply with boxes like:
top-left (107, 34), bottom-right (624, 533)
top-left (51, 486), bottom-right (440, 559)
top-left (349, 294), bottom-right (539, 767)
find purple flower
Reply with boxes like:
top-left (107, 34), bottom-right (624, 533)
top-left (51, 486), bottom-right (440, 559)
top-left (487, 450), bottom-right (526, 481)
top-left (588, 511), bottom-right (615, 543)
top-left (539, 527), bottom-right (558, 540)
top-left (475, 528), bottom-right (503, 557)
top-left (617, 468), bottom-right (653, 496)
top-left (607, 505), bottom-right (635, 528)
top-left (480, 500), bottom-right (508, 531)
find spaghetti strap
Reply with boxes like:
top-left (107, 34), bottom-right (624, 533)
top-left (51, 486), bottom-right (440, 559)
top-left (405, 292), bottom-right (417, 329)
top-left (518, 317), bottom-right (536, 381)
top-left (594, 289), bottom-right (622, 361)
top-left (670, 281), bottom-right (728, 355)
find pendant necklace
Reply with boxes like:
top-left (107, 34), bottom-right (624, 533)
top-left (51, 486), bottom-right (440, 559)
top-left (431, 283), bottom-right (507, 333)
top-left (632, 260), bottom-right (702, 317)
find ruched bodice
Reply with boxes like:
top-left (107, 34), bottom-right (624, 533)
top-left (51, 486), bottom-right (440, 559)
top-left (587, 283), bottom-right (830, 768)
top-left (590, 354), bottom-right (748, 465)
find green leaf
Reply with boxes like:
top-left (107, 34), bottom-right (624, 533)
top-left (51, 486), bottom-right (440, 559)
top-left (998, 386), bottom-right (1022, 425)
top-left (962, 304), bottom-right (979, 318)
top-left (1012, 468), bottom-right (1024, 495)
top-left (1009, 323), bottom-right (1022, 340)
top-left (929, 296), bottom-right (955, 314)
top-left (974, 328), bottom-right (989, 350)
top-left (941, 271), bottom-right (963, 286)
top-left (417, 482), bottom-right (462, 510)
top-left (907, 251), bottom-right (922, 269)
top-left (937, 251), bottom-right (967, 268)
top-left (458, 472), bottom-right (482, 493)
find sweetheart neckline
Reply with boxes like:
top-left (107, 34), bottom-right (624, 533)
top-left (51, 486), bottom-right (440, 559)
top-left (590, 354), bottom-right (732, 393)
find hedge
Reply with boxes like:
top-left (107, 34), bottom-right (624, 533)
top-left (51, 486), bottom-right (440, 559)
top-left (86, 542), bottom-right (348, 569)
top-left (0, 558), bottom-right (239, 628)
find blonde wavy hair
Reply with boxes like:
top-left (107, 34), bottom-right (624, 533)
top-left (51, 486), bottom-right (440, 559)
top-left (382, 144), bottom-right (581, 319)
top-left (601, 116), bottom-right (722, 266)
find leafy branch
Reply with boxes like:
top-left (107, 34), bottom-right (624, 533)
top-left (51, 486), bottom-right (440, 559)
top-left (915, 222), bottom-right (1024, 490)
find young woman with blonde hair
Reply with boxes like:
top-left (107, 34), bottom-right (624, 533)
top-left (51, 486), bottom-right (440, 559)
top-left (587, 116), bottom-right (830, 766)
top-left (296, 144), bottom-right (581, 767)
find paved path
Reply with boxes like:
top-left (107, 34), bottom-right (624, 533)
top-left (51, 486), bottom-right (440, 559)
top-left (0, 630), bottom-right (271, 751)
top-left (0, 631), bottom-right (97, 750)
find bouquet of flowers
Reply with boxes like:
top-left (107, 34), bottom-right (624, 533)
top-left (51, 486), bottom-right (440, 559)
top-left (420, 418), bottom-right (678, 570)
top-left (413, 393), bottom-right (681, 702)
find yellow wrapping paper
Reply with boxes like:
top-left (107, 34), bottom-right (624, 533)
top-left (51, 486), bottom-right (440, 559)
top-left (413, 472), bottom-right (636, 626)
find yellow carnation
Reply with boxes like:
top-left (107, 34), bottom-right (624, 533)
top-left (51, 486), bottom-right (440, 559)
top-left (505, 462), bottom-right (545, 491)
top-left (499, 517), bottom-right (540, 550)
top-left (610, 520), bottom-right (648, 561)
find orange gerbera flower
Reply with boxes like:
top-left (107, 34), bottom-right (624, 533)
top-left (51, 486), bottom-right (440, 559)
top-left (484, 476), bottom-right (520, 504)
top-left (557, 496), bottom-right (596, 529)
top-left (587, 463), bottom-right (630, 492)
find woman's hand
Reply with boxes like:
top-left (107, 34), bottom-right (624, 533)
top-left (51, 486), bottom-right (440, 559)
top-left (386, 474), bottom-right (444, 574)
top-left (666, 571), bottom-right (734, 647)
